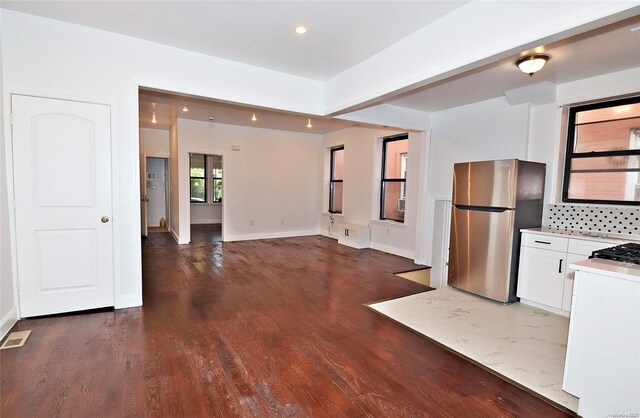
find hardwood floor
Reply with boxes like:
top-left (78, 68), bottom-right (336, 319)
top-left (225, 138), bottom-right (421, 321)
top-left (1, 229), bottom-right (571, 417)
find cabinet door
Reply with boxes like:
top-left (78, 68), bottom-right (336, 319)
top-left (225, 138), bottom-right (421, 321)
top-left (562, 253), bottom-right (587, 312)
top-left (517, 246), bottom-right (565, 309)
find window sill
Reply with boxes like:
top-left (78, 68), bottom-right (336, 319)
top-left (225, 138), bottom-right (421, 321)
top-left (322, 212), bottom-right (344, 217)
top-left (190, 202), bottom-right (222, 206)
top-left (369, 219), bottom-right (406, 228)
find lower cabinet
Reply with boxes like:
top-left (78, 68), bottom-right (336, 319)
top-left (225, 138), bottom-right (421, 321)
top-left (517, 246), bottom-right (565, 309)
top-left (517, 232), bottom-right (616, 314)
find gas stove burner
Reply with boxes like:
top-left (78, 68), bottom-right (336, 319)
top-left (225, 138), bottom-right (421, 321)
top-left (591, 243), bottom-right (640, 265)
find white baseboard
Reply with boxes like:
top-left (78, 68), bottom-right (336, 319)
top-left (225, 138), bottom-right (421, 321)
top-left (225, 229), bottom-right (319, 242)
top-left (190, 219), bottom-right (222, 224)
top-left (169, 228), bottom-right (189, 244)
top-left (519, 298), bottom-right (570, 317)
top-left (319, 230), bottom-right (339, 240)
top-left (369, 242), bottom-right (415, 260)
top-left (0, 307), bottom-right (18, 341)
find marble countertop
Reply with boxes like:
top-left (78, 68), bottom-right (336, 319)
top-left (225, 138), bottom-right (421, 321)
top-left (570, 258), bottom-right (640, 283)
top-left (521, 227), bottom-right (639, 244)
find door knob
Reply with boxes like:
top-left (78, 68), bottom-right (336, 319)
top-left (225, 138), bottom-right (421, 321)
top-left (101, 216), bottom-right (110, 223)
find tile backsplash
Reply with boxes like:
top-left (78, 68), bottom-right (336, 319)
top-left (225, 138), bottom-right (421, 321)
top-left (543, 204), bottom-right (640, 237)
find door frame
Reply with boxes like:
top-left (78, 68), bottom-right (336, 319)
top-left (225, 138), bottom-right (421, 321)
top-left (184, 148), bottom-right (226, 244)
top-left (142, 154), bottom-right (171, 232)
top-left (2, 89), bottom-right (120, 319)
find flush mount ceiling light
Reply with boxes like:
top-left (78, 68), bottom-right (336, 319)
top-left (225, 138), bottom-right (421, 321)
top-left (295, 25), bottom-right (307, 35)
top-left (182, 106), bottom-right (189, 112)
top-left (307, 118), bottom-right (313, 128)
top-left (251, 113), bottom-right (257, 122)
top-left (515, 54), bottom-right (550, 76)
top-left (151, 112), bottom-right (157, 124)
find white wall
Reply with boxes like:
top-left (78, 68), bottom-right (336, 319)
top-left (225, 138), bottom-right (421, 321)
top-left (177, 119), bottom-right (322, 242)
top-left (140, 127), bottom-right (170, 157)
top-left (1, 10), bottom-right (324, 310)
top-left (320, 127), bottom-right (426, 260)
top-left (169, 122), bottom-right (180, 242)
top-left (0, 31), bottom-right (17, 338)
top-left (190, 203), bottom-right (222, 224)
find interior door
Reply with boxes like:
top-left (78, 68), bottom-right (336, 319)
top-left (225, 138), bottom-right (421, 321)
top-left (12, 95), bottom-right (114, 317)
top-left (140, 154), bottom-right (148, 237)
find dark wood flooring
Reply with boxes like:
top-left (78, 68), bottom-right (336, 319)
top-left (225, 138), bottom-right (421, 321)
top-left (1, 228), bottom-right (571, 417)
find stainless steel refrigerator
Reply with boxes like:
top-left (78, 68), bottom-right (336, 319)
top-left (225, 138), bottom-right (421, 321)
top-left (447, 159), bottom-right (545, 303)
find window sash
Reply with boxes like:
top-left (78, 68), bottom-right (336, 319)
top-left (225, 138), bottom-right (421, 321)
top-left (329, 146), bottom-right (344, 213)
top-left (380, 135), bottom-right (408, 221)
top-left (562, 96), bottom-right (640, 205)
top-left (190, 154), bottom-right (207, 203)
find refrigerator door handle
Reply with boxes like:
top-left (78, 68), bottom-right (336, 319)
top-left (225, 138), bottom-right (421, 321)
top-left (454, 204), bottom-right (511, 213)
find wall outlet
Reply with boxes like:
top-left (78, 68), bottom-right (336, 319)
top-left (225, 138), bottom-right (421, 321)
top-left (250, 220), bottom-right (254, 226)
top-left (280, 218), bottom-right (284, 225)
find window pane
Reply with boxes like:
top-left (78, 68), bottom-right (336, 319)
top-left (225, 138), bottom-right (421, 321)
top-left (330, 182), bottom-right (343, 213)
top-left (212, 155), bottom-right (223, 178)
top-left (381, 181), bottom-right (405, 222)
top-left (571, 155), bottom-right (640, 172)
top-left (332, 148), bottom-right (344, 180)
top-left (212, 179), bottom-right (222, 203)
top-left (384, 139), bottom-right (408, 179)
top-left (574, 118), bottom-right (640, 153)
top-left (567, 171), bottom-right (640, 202)
top-left (576, 102), bottom-right (640, 124)
top-left (190, 178), bottom-right (205, 202)
top-left (190, 154), bottom-right (205, 177)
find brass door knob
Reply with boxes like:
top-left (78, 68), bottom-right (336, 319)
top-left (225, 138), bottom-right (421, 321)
top-left (101, 216), bottom-right (110, 223)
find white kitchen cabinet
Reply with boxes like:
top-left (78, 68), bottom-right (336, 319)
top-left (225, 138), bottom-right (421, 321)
top-left (517, 246), bottom-right (565, 309)
top-left (563, 260), bottom-right (640, 417)
top-left (517, 230), bottom-right (620, 314)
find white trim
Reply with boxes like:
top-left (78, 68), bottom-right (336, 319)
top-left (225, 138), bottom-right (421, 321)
top-left (190, 218), bottom-right (222, 224)
top-left (369, 241), bottom-right (414, 260)
top-left (519, 298), bottom-right (570, 317)
top-left (369, 219), bottom-right (406, 228)
top-left (225, 229), bottom-right (319, 242)
top-left (169, 227), bottom-right (180, 244)
top-left (0, 308), bottom-right (18, 341)
top-left (114, 294), bottom-right (141, 310)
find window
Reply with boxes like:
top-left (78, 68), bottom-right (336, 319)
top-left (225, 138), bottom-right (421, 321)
top-left (329, 146), bottom-right (344, 213)
top-left (380, 134), bottom-right (408, 222)
top-left (190, 154), bottom-right (206, 203)
top-left (563, 96), bottom-right (640, 205)
top-left (212, 155), bottom-right (222, 203)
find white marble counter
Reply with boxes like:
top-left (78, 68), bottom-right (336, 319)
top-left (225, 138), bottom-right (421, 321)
top-left (521, 227), bottom-right (639, 244)
top-left (570, 258), bottom-right (640, 284)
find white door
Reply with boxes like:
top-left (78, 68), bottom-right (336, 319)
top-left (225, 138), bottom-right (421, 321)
top-left (139, 154), bottom-right (148, 237)
top-left (12, 95), bottom-right (114, 317)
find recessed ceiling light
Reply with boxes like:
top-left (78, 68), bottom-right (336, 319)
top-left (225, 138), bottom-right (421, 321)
top-left (182, 106), bottom-right (189, 112)
top-left (208, 116), bottom-right (214, 121)
top-left (295, 25), bottom-right (307, 35)
top-left (251, 113), bottom-right (257, 122)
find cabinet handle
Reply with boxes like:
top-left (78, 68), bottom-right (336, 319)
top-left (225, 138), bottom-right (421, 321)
top-left (535, 240), bottom-right (551, 245)
top-left (558, 259), bottom-right (563, 274)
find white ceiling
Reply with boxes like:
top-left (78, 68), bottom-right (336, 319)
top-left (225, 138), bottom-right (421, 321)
top-left (0, 0), bottom-right (467, 81)
top-left (3, 1), bottom-right (640, 132)
top-left (139, 89), bottom-right (399, 134)
top-left (387, 16), bottom-right (640, 112)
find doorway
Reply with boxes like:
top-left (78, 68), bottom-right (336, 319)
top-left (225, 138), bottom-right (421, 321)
top-left (189, 153), bottom-right (223, 242)
top-left (145, 157), bottom-right (169, 233)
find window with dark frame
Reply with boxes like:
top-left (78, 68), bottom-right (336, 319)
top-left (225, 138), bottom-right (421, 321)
top-left (189, 153), bottom-right (207, 203)
top-left (562, 96), bottom-right (640, 205)
top-left (380, 134), bottom-right (408, 222)
top-left (212, 155), bottom-right (223, 203)
top-left (329, 146), bottom-right (344, 213)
